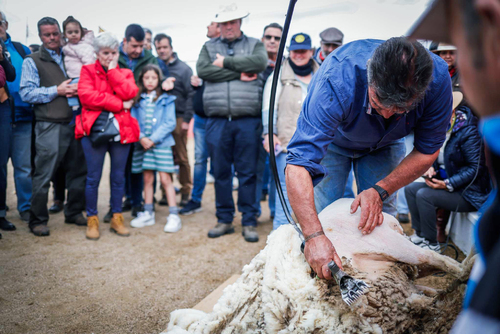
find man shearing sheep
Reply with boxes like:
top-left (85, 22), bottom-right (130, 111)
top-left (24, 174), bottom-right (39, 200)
top-left (285, 37), bottom-right (453, 278)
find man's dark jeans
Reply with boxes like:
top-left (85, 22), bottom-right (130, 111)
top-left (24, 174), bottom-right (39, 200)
top-left (29, 122), bottom-right (87, 228)
top-left (124, 147), bottom-right (143, 207)
top-left (81, 137), bottom-right (130, 217)
top-left (206, 116), bottom-right (262, 227)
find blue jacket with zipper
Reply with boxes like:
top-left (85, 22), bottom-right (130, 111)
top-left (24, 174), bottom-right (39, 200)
top-left (131, 93), bottom-right (177, 148)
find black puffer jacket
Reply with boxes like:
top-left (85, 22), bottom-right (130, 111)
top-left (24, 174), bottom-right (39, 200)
top-left (443, 106), bottom-right (491, 209)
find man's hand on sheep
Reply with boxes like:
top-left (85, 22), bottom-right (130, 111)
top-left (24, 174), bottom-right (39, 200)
top-left (304, 234), bottom-right (343, 279)
top-left (350, 188), bottom-right (384, 234)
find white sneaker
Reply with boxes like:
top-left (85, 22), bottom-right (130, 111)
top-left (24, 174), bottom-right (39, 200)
top-left (164, 214), bottom-right (182, 233)
top-left (409, 233), bottom-right (425, 245)
top-left (419, 241), bottom-right (441, 252)
top-left (130, 211), bottom-right (155, 228)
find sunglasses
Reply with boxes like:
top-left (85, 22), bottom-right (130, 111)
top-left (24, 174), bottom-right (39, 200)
top-left (264, 35), bottom-right (281, 42)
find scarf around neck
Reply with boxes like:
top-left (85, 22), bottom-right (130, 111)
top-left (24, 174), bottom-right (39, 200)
top-left (289, 59), bottom-right (314, 76)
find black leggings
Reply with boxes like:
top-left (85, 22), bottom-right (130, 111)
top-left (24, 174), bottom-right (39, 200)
top-left (405, 182), bottom-right (476, 243)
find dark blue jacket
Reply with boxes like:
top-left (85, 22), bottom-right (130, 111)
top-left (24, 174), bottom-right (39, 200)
top-left (4, 34), bottom-right (32, 122)
top-left (442, 106), bottom-right (491, 209)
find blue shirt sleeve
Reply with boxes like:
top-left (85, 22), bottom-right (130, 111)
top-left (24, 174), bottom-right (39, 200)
top-left (286, 76), bottom-right (345, 186)
top-left (19, 57), bottom-right (58, 104)
top-left (414, 65), bottom-right (453, 155)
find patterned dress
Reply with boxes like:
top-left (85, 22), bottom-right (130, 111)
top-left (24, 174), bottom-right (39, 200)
top-left (132, 98), bottom-right (175, 174)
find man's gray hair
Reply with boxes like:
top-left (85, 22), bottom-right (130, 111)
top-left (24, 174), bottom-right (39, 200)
top-left (0, 11), bottom-right (7, 22)
top-left (93, 32), bottom-right (119, 53)
top-left (37, 17), bottom-right (60, 35)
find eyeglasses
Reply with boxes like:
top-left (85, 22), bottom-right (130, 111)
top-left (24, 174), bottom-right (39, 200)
top-left (264, 35), bottom-right (281, 42)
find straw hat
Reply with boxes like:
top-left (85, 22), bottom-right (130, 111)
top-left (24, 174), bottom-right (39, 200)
top-left (432, 43), bottom-right (457, 53)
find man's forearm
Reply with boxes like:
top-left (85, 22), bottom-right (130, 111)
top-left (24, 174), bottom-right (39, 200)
top-left (377, 149), bottom-right (438, 194)
top-left (196, 45), bottom-right (240, 82)
top-left (285, 164), bottom-right (323, 236)
top-left (223, 43), bottom-right (268, 74)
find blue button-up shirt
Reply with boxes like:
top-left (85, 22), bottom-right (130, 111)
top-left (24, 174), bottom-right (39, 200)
top-left (19, 47), bottom-right (67, 105)
top-left (286, 39), bottom-right (453, 186)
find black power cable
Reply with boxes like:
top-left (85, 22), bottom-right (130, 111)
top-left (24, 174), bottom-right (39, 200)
top-left (268, 0), bottom-right (303, 241)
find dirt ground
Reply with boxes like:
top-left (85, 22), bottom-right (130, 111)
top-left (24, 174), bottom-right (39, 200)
top-left (0, 138), bottom-right (463, 334)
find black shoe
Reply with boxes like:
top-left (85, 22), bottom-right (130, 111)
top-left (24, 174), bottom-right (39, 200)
top-left (20, 210), bottom-right (30, 223)
top-left (0, 217), bottom-right (16, 231)
top-left (30, 224), bottom-right (50, 236)
top-left (65, 214), bottom-right (87, 226)
top-left (48, 201), bottom-right (64, 214)
top-left (242, 226), bottom-right (259, 242)
top-left (158, 195), bottom-right (168, 206)
top-left (122, 198), bottom-right (132, 212)
top-left (103, 208), bottom-right (113, 223)
top-left (131, 205), bottom-right (143, 218)
top-left (180, 193), bottom-right (189, 207)
top-left (179, 200), bottom-right (202, 215)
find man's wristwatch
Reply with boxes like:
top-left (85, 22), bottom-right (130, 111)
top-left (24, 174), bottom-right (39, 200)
top-left (444, 179), bottom-right (454, 192)
top-left (372, 184), bottom-right (389, 202)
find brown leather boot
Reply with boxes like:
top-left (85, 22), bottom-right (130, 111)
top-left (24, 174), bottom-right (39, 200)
top-left (436, 208), bottom-right (450, 243)
top-left (86, 216), bottom-right (100, 240)
top-left (110, 213), bottom-right (130, 237)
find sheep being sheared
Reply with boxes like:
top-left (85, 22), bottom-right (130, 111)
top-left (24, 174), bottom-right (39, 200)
top-left (164, 198), bottom-right (473, 334)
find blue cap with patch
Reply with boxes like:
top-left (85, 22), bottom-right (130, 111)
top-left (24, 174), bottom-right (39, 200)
top-left (289, 33), bottom-right (312, 51)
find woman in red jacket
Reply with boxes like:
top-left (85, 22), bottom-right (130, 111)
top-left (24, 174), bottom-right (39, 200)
top-left (76, 32), bottom-right (140, 240)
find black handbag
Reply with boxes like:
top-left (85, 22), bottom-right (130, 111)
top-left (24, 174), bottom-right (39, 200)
top-left (88, 111), bottom-right (119, 147)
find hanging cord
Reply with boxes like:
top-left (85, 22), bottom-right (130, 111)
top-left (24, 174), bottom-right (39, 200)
top-left (268, 0), bottom-right (303, 241)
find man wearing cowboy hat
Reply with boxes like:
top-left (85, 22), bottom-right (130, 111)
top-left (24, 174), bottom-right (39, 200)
top-left (433, 43), bottom-right (462, 92)
top-left (409, 0), bottom-right (500, 333)
top-left (196, 4), bottom-right (268, 243)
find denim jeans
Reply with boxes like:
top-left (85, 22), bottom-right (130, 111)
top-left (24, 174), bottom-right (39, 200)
top-left (314, 139), bottom-right (406, 216)
top-left (344, 170), bottom-right (355, 198)
top-left (81, 137), bottom-right (130, 217)
top-left (191, 115), bottom-right (209, 203)
top-left (125, 146), bottom-right (144, 207)
top-left (0, 100), bottom-right (11, 217)
top-left (10, 121), bottom-right (33, 213)
top-left (396, 132), bottom-right (415, 214)
top-left (206, 117), bottom-right (261, 226)
top-left (273, 152), bottom-right (291, 230)
top-left (263, 156), bottom-right (276, 217)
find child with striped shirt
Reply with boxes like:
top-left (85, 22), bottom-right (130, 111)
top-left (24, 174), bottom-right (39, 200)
top-left (130, 65), bottom-right (181, 232)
